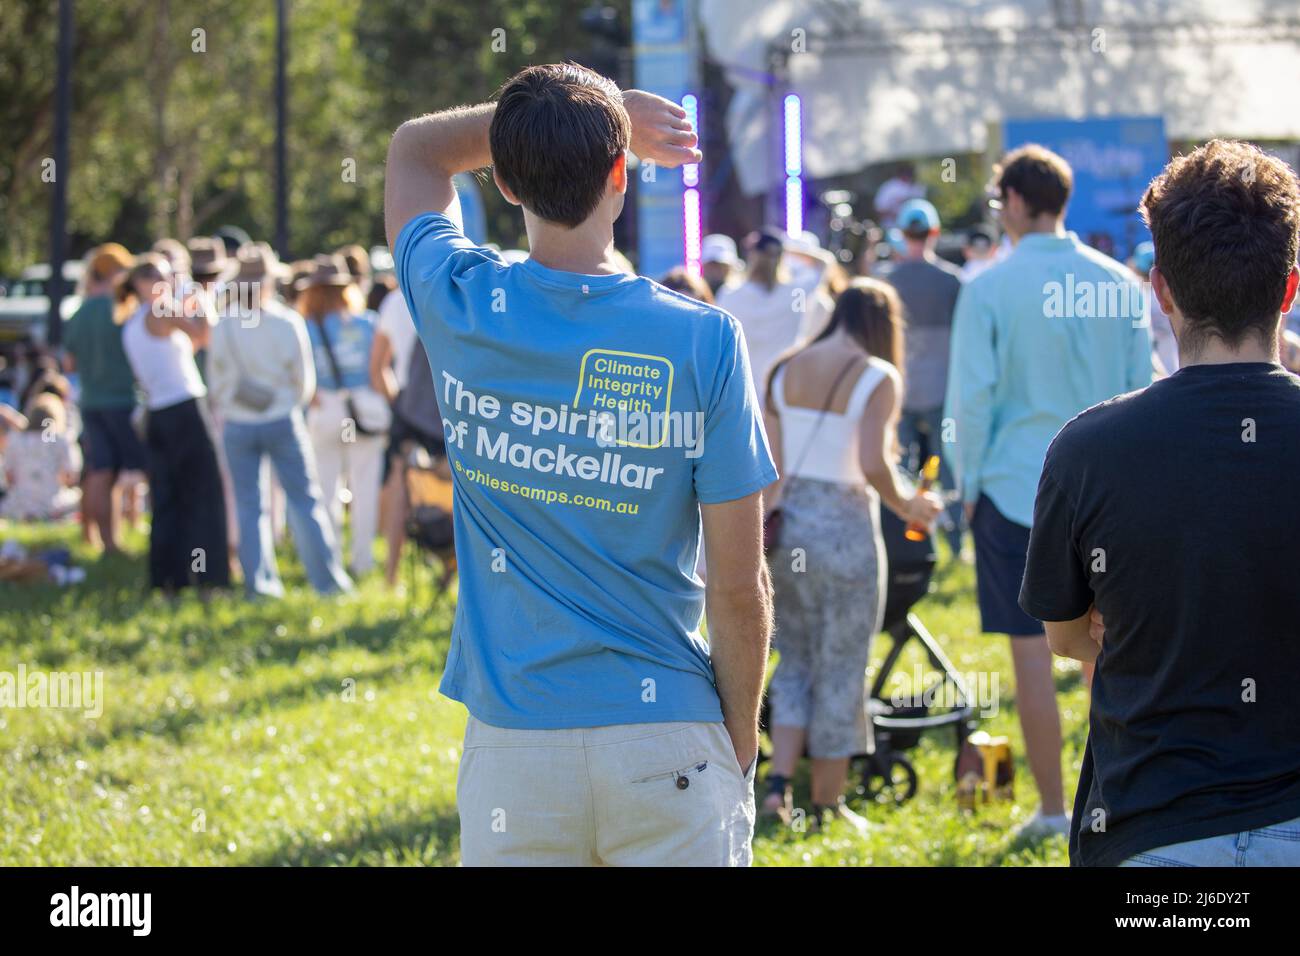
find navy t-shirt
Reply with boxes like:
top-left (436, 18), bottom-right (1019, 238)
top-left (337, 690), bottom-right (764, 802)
top-left (1020, 362), bottom-right (1300, 866)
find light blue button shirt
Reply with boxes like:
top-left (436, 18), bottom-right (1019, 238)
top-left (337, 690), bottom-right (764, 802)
top-left (943, 231), bottom-right (1153, 527)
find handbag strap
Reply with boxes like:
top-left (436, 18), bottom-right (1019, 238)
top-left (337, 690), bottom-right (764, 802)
top-left (312, 314), bottom-right (349, 393)
top-left (784, 355), bottom-right (863, 479)
top-left (221, 318), bottom-right (253, 379)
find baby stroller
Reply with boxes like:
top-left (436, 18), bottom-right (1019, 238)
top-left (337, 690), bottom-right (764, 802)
top-left (852, 509), bottom-right (978, 804)
top-left (401, 445), bottom-right (458, 601)
top-left (395, 338), bottom-right (458, 602)
top-left (758, 509), bottom-right (978, 806)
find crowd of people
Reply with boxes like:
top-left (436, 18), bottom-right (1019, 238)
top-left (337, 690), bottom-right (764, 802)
top-left (0, 233), bottom-right (446, 596)
top-left (5, 60), bottom-right (1300, 868)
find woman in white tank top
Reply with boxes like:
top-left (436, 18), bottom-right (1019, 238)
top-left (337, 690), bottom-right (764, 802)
top-left (761, 278), bottom-right (943, 829)
top-left (118, 255), bottom-right (230, 591)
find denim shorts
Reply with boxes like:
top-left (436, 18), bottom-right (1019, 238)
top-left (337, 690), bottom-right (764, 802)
top-left (1120, 814), bottom-right (1300, 866)
top-left (81, 406), bottom-right (148, 473)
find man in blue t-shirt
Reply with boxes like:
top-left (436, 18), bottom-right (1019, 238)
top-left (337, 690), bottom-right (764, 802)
top-left (385, 64), bottom-right (776, 866)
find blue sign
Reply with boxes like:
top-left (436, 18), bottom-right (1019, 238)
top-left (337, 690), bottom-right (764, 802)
top-left (1003, 116), bottom-right (1168, 261)
top-left (633, 0), bottom-right (697, 279)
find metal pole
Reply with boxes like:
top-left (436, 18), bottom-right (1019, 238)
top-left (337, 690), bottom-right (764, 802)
top-left (274, 0), bottom-right (288, 258)
top-left (48, 0), bottom-right (74, 348)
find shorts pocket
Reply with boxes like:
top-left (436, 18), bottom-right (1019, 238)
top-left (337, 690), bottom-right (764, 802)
top-left (631, 760), bottom-right (711, 787)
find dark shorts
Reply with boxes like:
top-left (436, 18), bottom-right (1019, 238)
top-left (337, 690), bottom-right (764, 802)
top-left (383, 412), bottom-right (444, 482)
top-left (81, 407), bottom-right (148, 473)
top-left (971, 494), bottom-right (1043, 637)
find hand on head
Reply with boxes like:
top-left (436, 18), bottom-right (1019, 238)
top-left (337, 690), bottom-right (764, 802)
top-left (622, 90), bottom-right (701, 169)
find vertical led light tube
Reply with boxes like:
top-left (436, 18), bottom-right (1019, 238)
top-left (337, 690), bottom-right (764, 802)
top-left (783, 93), bottom-right (803, 236)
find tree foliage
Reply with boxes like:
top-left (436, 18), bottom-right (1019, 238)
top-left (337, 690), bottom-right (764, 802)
top-left (0, 0), bottom-right (628, 274)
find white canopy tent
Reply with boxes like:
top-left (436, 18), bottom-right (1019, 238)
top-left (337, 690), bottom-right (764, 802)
top-left (698, 0), bottom-right (1300, 195)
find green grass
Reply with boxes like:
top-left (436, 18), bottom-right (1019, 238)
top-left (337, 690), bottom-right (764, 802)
top-left (0, 521), bottom-right (1086, 866)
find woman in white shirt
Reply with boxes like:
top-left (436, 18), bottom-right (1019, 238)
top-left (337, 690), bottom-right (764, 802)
top-left (119, 254), bottom-right (229, 591)
top-left (761, 278), bottom-right (942, 831)
top-left (207, 245), bottom-right (353, 597)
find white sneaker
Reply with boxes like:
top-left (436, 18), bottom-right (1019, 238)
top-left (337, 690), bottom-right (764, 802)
top-left (1013, 809), bottom-right (1070, 842)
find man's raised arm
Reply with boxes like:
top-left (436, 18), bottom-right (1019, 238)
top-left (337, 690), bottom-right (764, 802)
top-left (385, 91), bottom-right (700, 250)
top-left (384, 104), bottom-right (495, 249)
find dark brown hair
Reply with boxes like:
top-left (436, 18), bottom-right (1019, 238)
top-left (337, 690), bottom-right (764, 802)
top-left (994, 144), bottom-right (1073, 218)
top-left (658, 267), bottom-right (714, 304)
top-left (765, 278), bottom-right (906, 404)
top-left (114, 254), bottom-right (168, 324)
top-left (1141, 139), bottom-right (1300, 354)
top-left (489, 63), bottom-right (630, 227)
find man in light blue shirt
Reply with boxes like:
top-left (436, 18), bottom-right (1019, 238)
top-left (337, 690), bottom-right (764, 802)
top-left (385, 64), bottom-right (775, 866)
top-left (944, 144), bottom-right (1152, 842)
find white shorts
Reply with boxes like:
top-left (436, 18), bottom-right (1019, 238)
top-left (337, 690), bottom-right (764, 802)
top-left (457, 716), bottom-right (756, 867)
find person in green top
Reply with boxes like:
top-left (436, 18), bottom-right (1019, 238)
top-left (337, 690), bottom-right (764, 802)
top-left (61, 242), bottom-right (146, 554)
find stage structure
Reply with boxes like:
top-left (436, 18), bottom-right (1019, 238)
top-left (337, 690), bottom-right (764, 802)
top-left (636, 1), bottom-right (1300, 272)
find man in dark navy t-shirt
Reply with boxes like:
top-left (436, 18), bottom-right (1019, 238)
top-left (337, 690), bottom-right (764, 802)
top-left (1020, 140), bottom-right (1300, 866)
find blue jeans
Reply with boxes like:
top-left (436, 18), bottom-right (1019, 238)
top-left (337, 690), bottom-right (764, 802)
top-left (223, 411), bottom-right (353, 597)
top-left (897, 407), bottom-right (962, 552)
top-left (1120, 814), bottom-right (1300, 866)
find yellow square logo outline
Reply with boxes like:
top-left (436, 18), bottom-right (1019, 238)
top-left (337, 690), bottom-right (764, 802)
top-left (573, 348), bottom-right (675, 449)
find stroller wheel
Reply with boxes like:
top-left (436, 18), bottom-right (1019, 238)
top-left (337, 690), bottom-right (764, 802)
top-left (857, 753), bottom-right (919, 805)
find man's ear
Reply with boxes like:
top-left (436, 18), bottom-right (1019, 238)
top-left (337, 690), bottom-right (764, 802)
top-left (1150, 265), bottom-right (1178, 317)
top-left (609, 153), bottom-right (628, 195)
top-left (493, 168), bottom-right (522, 207)
top-left (1282, 266), bottom-right (1299, 315)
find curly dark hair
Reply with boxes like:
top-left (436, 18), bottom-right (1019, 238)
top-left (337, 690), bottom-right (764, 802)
top-left (1141, 140), bottom-right (1300, 355)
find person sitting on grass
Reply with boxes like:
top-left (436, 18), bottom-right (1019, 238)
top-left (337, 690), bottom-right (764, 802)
top-left (1020, 140), bottom-right (1300, 866)
top-left (0, 392), bottom-right (81, 522)
top-left (385, 64), bottom-right (774, 867)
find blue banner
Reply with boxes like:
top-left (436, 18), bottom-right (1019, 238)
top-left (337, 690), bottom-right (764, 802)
top-left (633, 0), bottom-right (697, 279)
top-left (1003, 116), bottom-right (1168, 262)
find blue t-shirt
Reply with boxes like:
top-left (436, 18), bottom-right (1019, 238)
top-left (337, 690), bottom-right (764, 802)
top-left (306, 310), bottom-right (377, 391)
top-left (396, 212), bottom-right (777, 729)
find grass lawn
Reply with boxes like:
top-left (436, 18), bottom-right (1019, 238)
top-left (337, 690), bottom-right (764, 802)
top-left (0, 521), bottom-right (1087, 866)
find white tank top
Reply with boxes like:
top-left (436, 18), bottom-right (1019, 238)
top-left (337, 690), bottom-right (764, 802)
top-left (122, 305), bottom-right (207, 411)
top-left (772, 355), bottom-right (891, 486)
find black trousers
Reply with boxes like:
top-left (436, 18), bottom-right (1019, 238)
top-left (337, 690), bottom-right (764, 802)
top-left (145, 398), bottom-right (230, 590)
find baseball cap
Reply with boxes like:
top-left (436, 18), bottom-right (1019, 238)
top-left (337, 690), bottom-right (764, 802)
top-left (701, 234), bottom-right (740, 268)
top-left (1132, 241), bottom-right (1155, 273)
top-left (897, 198), bottom-right (941, 236)
top-left (87, 243), bottom-right (134, 281)
top-left (751, 227), bottom-right (786, 253)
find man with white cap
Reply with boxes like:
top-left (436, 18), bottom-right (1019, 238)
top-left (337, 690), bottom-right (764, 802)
top-left (700, 233), bottom-right (740, 296)
top-left (716, 228), bottom-right (832, 395)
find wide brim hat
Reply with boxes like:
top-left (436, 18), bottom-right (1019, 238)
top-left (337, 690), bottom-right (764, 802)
top-left (233, 241), bottom-right (289, 284)
top-left (187, 236), bottom-right (239, 283)
top-left (295, 253), bottom-right (355, 291)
